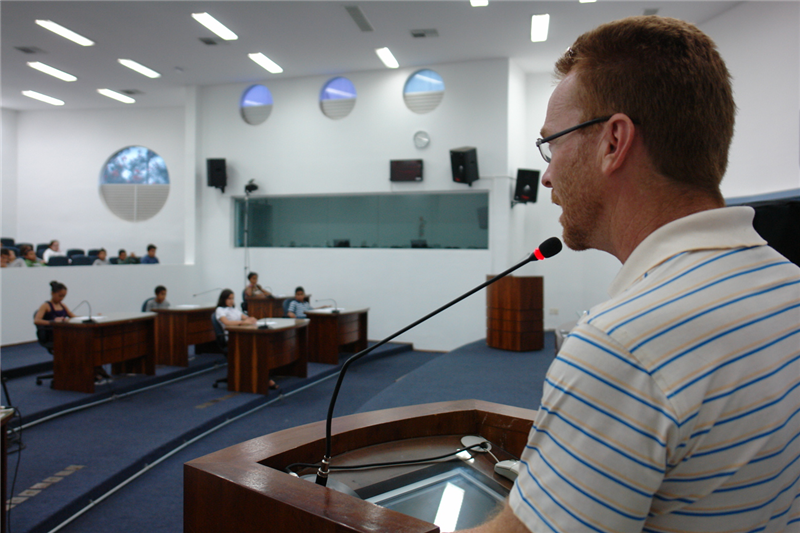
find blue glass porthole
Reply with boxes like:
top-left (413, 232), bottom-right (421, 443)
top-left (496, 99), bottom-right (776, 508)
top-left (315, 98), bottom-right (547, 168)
top-left (319, 77), bottom-right (357, 119)
top-left (403, 69), bottom-right (445, 114)
top-left (240, 84), bottom-right (274, 125)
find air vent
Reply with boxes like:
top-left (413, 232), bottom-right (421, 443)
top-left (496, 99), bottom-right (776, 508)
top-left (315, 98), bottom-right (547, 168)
top-left (15, 46), bottom-right (45, 54)
top-left (345, 6), bottom-right (374, 32)
top-left (120, 89), bottom-right (143, 96)
top-left (411, 29), bottom-right (439, 38)
top-left (643, 8), bottom-right (659, 16)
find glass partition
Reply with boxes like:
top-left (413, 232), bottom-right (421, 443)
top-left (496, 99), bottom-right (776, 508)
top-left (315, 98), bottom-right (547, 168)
top-left (235, 192), bottom-right (488, 249)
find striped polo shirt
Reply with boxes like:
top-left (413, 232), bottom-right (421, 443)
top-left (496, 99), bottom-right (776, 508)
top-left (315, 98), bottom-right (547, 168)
top-left (510, 207), bottom-right (800, 533)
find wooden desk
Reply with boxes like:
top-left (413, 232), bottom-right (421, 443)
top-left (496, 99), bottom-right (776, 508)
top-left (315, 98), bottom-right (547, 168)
top-left (226, 319), bottom-right (309, 395)
top-left (184, 400), bottom-right (537, 533)
top-left (153, 305), bottom-right (215, 366)
top-left (305, 308), bottom-right (369, 365)
top-left (245, 297), bottom-right (289, 319)
top-left (52, 312), bottom-right (156, 393)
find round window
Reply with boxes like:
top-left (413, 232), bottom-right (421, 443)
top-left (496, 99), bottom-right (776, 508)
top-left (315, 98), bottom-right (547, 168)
top-left (240, 84), bottom-right (274, 125)
top-left (319, 77), bottom-right (357, 119)
top-left (99, 146), bottom-right (169, 222)
top-left (403, 69), bottom-right (445, 114)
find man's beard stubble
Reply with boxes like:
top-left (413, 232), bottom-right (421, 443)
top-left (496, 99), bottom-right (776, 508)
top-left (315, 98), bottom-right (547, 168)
top-left (551, 146), bottom-right (604, 252)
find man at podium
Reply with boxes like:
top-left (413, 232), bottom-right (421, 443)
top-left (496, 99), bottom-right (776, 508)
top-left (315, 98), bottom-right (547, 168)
top-left (463, 16), bottom-right (800, 533)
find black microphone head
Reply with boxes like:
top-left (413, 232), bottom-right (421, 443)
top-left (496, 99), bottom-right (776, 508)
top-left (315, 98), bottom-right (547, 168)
top-left (538, 237), bottom-right (563, 259)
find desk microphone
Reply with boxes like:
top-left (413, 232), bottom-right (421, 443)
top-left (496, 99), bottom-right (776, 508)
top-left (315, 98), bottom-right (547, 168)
top-left (192, 288), bottom-right (222, 298)
top-left (72, 300), bottom-right (96, 323)
top-left (314, 237), bottom-right (562, 486)
top-left (315, 299), bottom-right (339, 313)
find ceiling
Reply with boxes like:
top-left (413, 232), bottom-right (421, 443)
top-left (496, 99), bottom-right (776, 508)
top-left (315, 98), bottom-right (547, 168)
top-left (1, 1), bottom-right (739, 111)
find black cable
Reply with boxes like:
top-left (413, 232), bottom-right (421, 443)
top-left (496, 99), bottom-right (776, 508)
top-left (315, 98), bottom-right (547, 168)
top-left (286, 442), bottom-right (490, 475)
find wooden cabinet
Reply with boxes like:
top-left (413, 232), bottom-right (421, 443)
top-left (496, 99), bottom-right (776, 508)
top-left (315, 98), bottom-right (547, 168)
top-left (486, 276), bottom-right (543, 351)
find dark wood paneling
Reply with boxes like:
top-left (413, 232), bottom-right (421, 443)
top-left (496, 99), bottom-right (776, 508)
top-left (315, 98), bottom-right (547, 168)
top-left (154, 307), bottom-right (215, 366)
top-left (486, 276), bottom-right (544, 352)
top-left (307, 310), bottom-right (368, 364)
top-left (246, 297), bottom-right (289, 319)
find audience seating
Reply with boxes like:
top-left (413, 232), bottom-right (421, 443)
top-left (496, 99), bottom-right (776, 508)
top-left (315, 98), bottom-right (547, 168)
top-left (47, 256), bottom-right (70, 267)
top-left (4, 246), bottom-right (20, 256)
top-left (36, 243), bottom-right (50, 258)
top-left (15, 242), bottom-right (33, 252)
top-left (70, 255), bottom-right (95, 266)
top-left (66, 249), bottom-right (85, 260)
top-left (110, 257), bottom-right (119, 264)
top-left (1, 238), bottom-right (14, 247)
top-left (87, 249), bottom-right (102, 258)
top-left (141, 298), bottom-right (154, 312)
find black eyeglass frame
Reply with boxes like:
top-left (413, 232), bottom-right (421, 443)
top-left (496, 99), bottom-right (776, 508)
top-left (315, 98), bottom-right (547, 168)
top-left (535, 116), bottom-right (612, 163)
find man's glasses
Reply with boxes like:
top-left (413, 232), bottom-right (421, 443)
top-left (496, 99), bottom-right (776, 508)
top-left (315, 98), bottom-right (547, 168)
top-left (535, 116), bottom-right (612, 163)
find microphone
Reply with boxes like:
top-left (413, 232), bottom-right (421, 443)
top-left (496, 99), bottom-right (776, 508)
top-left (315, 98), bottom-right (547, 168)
top-left (315, 299), bottom-right (339, 314)
top-left (72, 300), bottom-right (96, 323)
top-left (193, 287), bottom-right (222, 298)
top-left (314, 237), bottom-right (562, 487)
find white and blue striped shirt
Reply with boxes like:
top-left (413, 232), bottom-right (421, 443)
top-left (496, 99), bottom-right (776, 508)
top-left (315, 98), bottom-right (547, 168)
top-left (511, 207), bottom-right (800, 533)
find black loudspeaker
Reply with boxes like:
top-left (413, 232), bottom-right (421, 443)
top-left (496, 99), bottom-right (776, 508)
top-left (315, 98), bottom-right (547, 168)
top-left (514, 169), bottom-right (539, 203)
top-left (450, 147), bottom-right (479, 186)
top-left (207, 159), bottom-right (227, 193)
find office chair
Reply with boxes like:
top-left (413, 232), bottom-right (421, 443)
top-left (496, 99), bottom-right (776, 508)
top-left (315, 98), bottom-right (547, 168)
top-left (70, 255), bottom-right (95, 266)
top-left (36, 243), bottom-right (50, 259)
top-left (110, 257), bottom-right (119, 264)
top-left (47, 256), bottom-right (70, 266)
top-left (282, 298), bottom-right (295, 318)
top-left (142, 298), bottom-right (155, 312)
top-left (86, 249), bottom-right (101, 258)
top-left (210, 313), bottom-right (228, 389)
top-left (34, 311), bottom-right (55, 387)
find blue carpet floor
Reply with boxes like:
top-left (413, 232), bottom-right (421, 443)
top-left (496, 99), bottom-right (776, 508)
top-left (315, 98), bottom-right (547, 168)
top-left (2, 336), bottom-right (557, 533)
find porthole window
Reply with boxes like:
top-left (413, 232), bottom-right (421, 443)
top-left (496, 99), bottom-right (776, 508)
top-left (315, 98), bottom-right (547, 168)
top-left (240, 84), bottom-right (273, 125)
top-left (403, 69), bottom-right (444, 114)
top-left (319, 77), bottom-right (357, 119)
top-left (99, 146), bottom-right (170, 222)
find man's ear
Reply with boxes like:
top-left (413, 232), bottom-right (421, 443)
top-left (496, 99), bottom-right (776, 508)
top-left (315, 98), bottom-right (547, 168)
top-left (599, 113), bottom-right (636, 175)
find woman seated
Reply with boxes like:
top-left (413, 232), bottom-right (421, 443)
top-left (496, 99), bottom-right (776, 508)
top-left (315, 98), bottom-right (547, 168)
top-left (214, 289), bottom-right (277, 390)
top-left (42, 240), bottom-right (66, 263)
top-left (34, 280), bottom-right (110, 383)
top-left (244, 272), bottom-right (271, 299)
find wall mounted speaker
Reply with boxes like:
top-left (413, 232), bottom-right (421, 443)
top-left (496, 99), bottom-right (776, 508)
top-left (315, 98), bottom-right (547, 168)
top-left (514, 169), bottom-right (539, 203)
top-left (450, 147), bottom-right (479, 186)
top-left (207, 158), bottom-right (227, 193)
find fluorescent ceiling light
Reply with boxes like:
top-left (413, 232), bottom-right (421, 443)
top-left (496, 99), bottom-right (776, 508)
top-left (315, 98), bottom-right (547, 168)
top-left (470, 0), bottom-right (489, 6)
top-left (35, 20), bottom-right (94, 46)
top-left (27, 61), bottom-right (77, 82)
top-left (98, 89), bottom-right (135, 104)
top-left (248, 53), bottom-right (283, 74)
top-left (375, 47), bottom-right (399, 69)
top-left (192, 13), bottom-right (238, 40)
top-left (579, 0), bottom-right (597, 3)
top-left (530, 14), bottom-right (550, 42)
top-left (22, 90), bottom-right (65, 106)
top-left (118, 59), bottom-right (161, 79)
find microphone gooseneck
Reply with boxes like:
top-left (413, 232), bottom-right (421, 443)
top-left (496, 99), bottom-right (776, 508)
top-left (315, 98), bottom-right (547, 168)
top-left (316, 299), bottom-right (339, 313)
top-left (72, 300), bottom-right (95, 323)
top-left (314, 237), bottom-right (562, 487)
top-left (192, 287), bottom-right (223, 298)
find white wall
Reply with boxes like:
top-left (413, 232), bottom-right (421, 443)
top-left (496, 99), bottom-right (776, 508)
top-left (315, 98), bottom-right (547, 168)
top-left (14, 106), bottom-right (186, 263)
top-left (2, 109), bottom-right (19, 238)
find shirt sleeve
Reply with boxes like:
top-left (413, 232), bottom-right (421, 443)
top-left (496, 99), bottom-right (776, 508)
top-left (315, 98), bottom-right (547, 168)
top-left (509, 323), bottom-right (677, 533)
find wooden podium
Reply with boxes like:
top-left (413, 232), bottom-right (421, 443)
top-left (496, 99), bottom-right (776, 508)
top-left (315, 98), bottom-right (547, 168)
top-left (486, 276), bottom-right (544, 351)
top-left (184, 400), bottom-right (536, 532)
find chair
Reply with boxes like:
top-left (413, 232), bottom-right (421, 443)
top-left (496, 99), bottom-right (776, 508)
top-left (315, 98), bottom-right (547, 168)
top-left (66, 249), bottom-right (85, 260)
top-left (110, 257), bottom-right (119, 264)
top-left (141, 298), bottom-right (154, 312)
top-left (210, 313), bottom-right (228, 389)
top-left (47, 256), bottom-right (70, 266)
top-left (34, 311), bottom-right (55, 387)
top-left (1, 238), bottom-right (14, 247)
top-left (86, 249), bottom-right (102, 258)
top-left (70, 255), bottom-right (95, 266)
top-left (36, 243), bottom-right (50, 259)
top-left (15, 242), bottom-right (33, 252)
top-left (4, 246), bottom-right (20, 256)
top-left (241, 289), bottom-right (248, 313)
top-left (282, 295), bottom-right (309, 317)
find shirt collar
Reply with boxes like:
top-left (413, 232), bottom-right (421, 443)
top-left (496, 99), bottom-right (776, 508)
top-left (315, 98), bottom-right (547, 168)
top-left (608, 206), bottom-right (766, 297)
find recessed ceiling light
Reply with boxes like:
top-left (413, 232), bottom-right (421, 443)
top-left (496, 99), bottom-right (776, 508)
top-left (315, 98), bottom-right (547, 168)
top-left (530, 14), bottom-right (550, 43)
top-left (118, 59), bottom-right (161, 79)
top-left (22, 90), bottom-right (65, 106)
top-left (98, 89), bottom-right (135, 104)
top-left (27, 61), bottom-right (77, 82)
top-left (375, 47), bottom-right (399, 69)
top-left (580, 0), bottom-right (597, 3)
top-left (192, 13), bottom-right (238, 41)
top-left (248, 53), bottom-right (283, 74)
top-left (470, 0), bottom-right (489, 6)
top-left (35, 20), bottom-right (94, 46)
